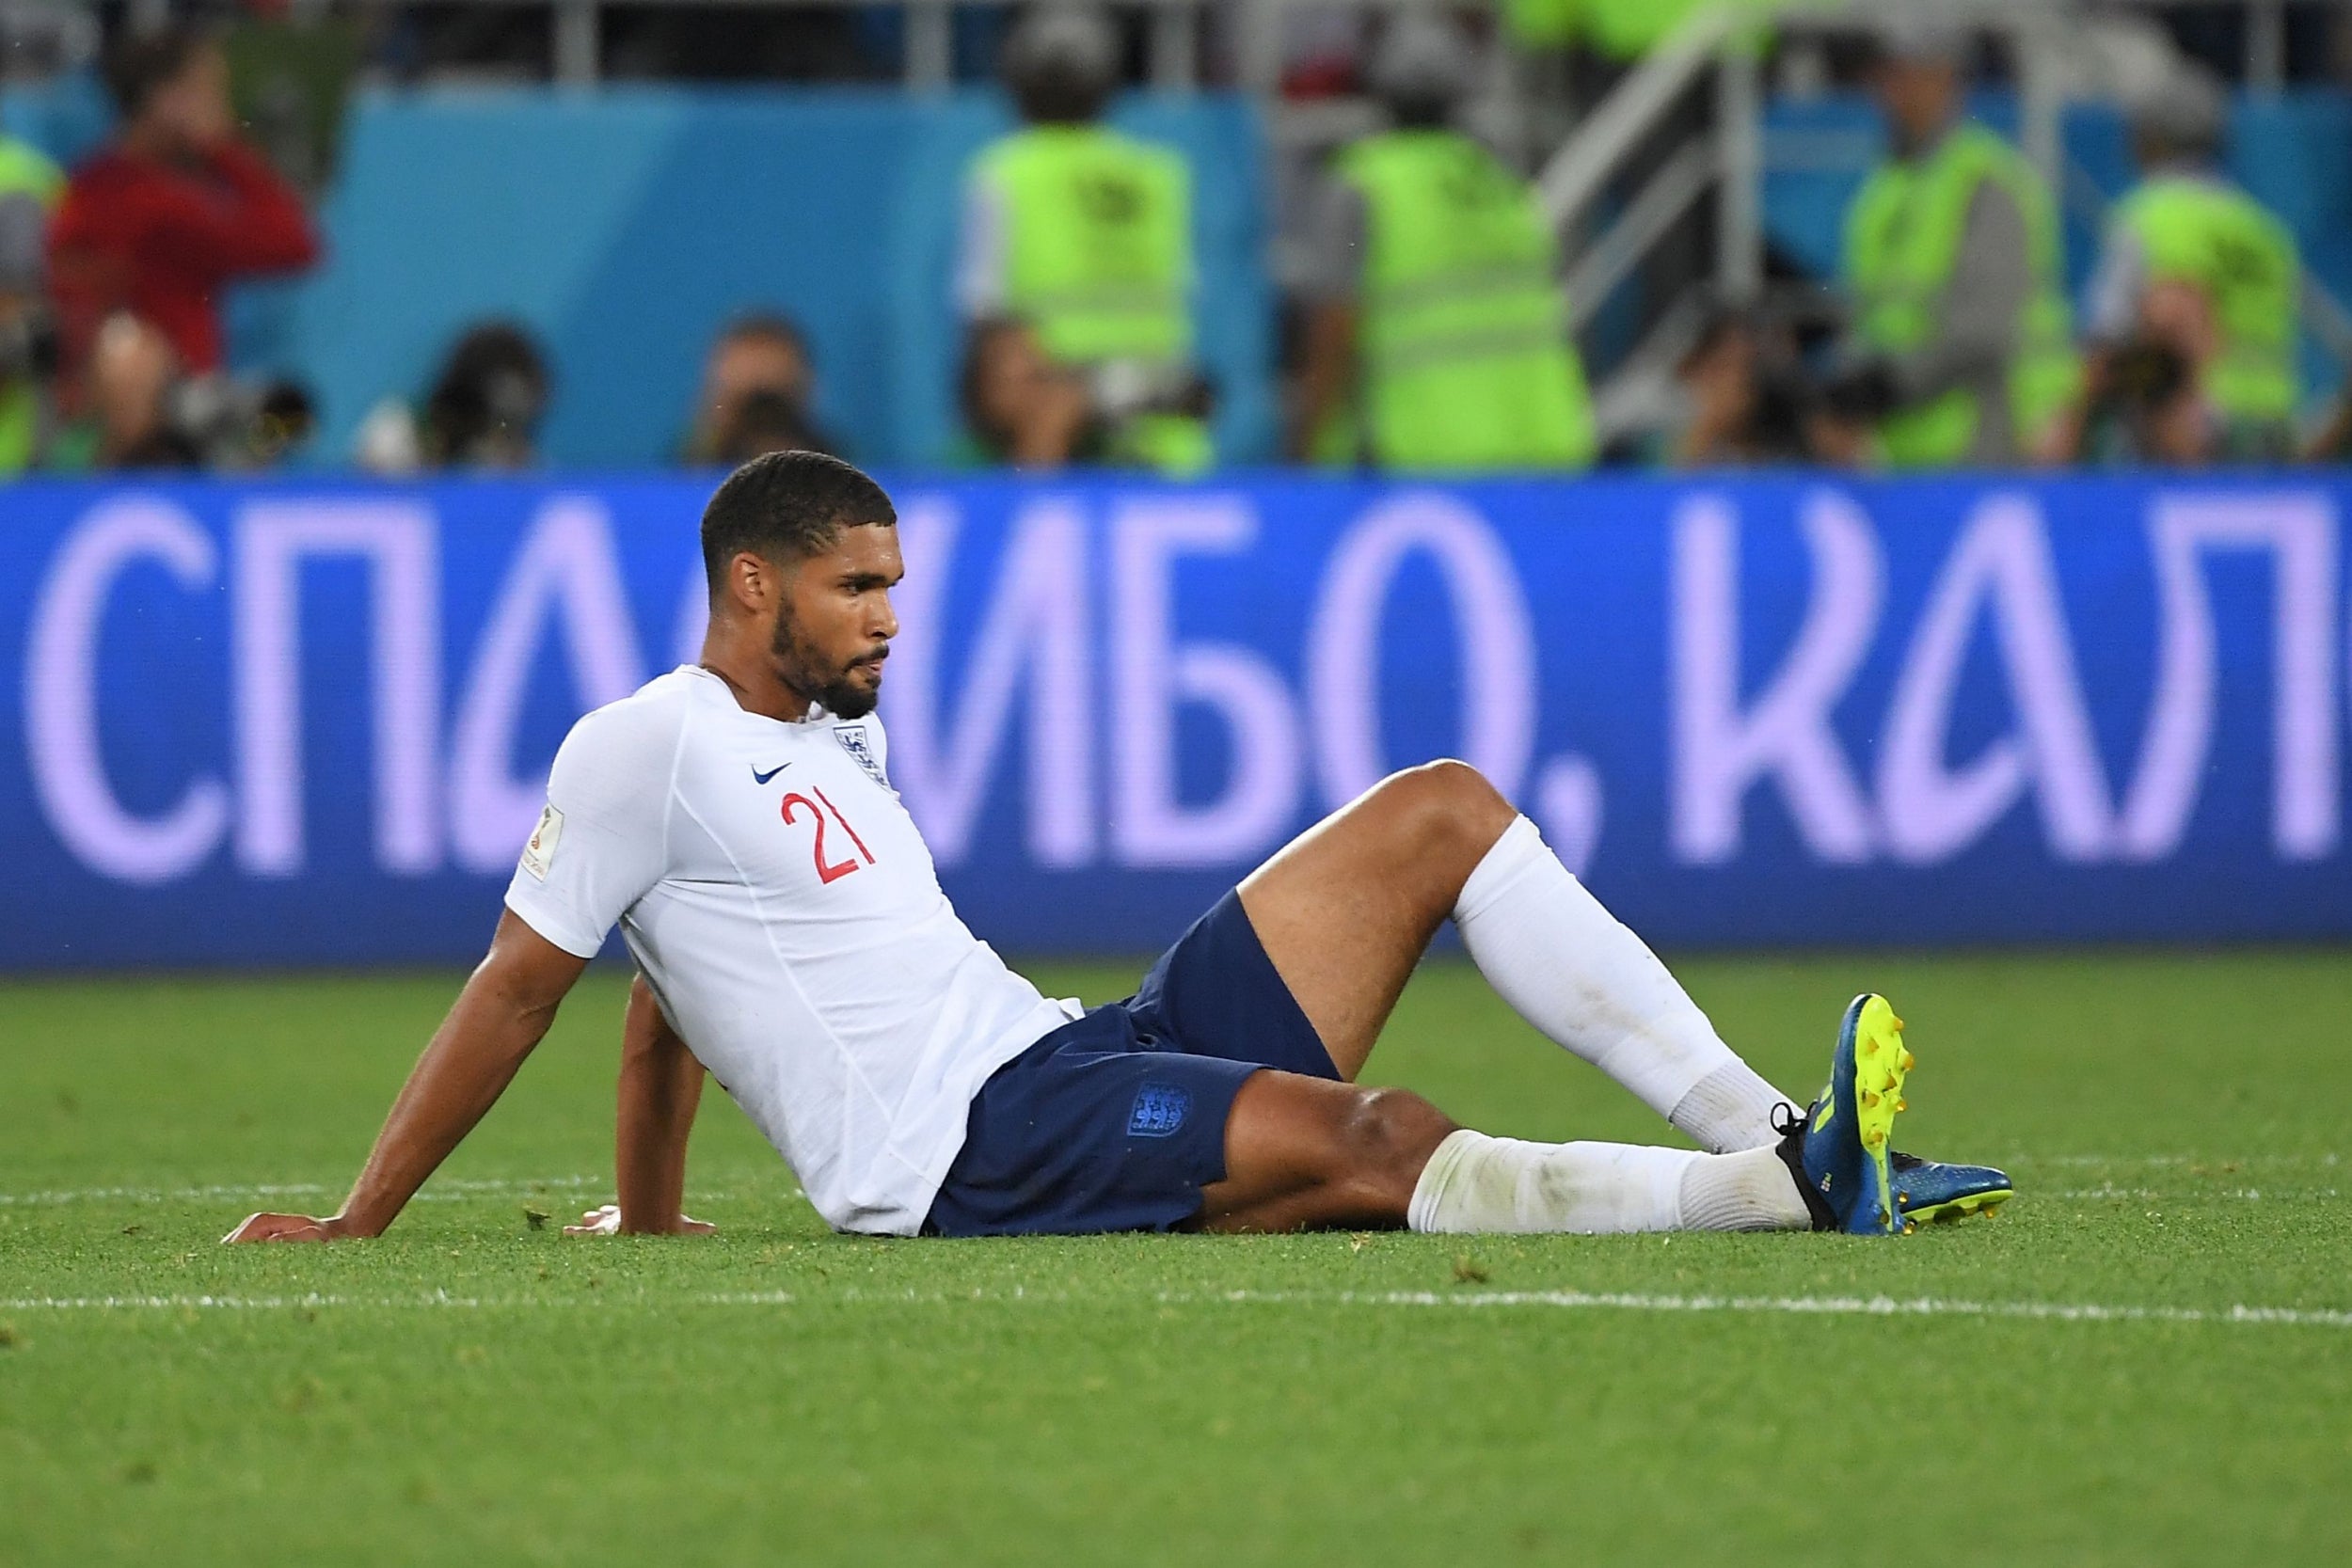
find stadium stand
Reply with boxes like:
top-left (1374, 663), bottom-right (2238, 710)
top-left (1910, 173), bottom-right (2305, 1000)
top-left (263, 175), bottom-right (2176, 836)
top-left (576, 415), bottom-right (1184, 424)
top-left (0, 0), bottom-right (2348, 470)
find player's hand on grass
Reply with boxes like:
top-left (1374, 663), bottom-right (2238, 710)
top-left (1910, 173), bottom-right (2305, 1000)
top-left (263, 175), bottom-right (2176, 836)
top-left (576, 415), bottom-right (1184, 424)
top-left (563, 1203), bottom-right (716, 1237)
top-left (222, 1212), bottom-right (354, 1243)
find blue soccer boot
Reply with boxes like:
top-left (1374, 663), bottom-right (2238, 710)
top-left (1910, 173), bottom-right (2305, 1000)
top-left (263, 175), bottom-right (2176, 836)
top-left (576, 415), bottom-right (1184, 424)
top-left (1772, 993), bottom-right (1914, 1235)
top-left (1890, 1151), bottom-right (2013, 1225)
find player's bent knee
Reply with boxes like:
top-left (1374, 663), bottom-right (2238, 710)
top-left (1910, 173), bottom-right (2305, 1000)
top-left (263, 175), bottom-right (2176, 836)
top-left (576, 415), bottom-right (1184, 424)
top-left (1328, 1086), bottom-right (1456, 1207)
top-left (1366, 761), bottom-right (1517, 877)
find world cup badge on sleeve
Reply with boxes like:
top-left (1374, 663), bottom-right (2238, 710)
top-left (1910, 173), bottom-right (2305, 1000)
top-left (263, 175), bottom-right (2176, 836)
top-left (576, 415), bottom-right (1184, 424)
top-left (519, 803), bottom-right (564, 880)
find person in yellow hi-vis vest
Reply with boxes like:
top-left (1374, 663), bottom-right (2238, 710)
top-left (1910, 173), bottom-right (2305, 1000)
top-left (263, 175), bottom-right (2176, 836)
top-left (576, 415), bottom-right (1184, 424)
top-left (2054, 70), bottom-right (2300, 464)
top-left (1826, 22), bottom-right (2080, 468)
top-left (0, 129), bottom-right (63, 476)
top-left (955, 5), bottom-right (1209, 474)
top-left (1291, 17), bottom-right (1595, 471)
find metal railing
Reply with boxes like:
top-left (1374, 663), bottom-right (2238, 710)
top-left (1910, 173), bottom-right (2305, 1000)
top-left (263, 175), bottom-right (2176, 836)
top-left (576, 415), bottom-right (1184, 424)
top-left (1539, 0), bottom-right (2352, 436)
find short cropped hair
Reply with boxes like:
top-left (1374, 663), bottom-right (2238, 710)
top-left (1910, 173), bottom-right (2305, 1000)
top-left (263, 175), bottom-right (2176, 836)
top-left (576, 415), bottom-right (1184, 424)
top-left (700, 450), bottom-right (895, 592)
top-left (716, 312), bottom-right (808, 357)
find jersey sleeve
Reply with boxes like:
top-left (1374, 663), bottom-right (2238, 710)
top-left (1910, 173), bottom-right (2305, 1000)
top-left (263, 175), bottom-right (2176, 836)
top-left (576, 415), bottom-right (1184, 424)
top-left (502, 695), bottom-right (681, 958)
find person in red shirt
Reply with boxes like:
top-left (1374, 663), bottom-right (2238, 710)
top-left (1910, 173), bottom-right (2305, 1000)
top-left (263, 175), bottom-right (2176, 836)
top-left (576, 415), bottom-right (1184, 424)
top-left (47, 23), bottom-right (318, 393)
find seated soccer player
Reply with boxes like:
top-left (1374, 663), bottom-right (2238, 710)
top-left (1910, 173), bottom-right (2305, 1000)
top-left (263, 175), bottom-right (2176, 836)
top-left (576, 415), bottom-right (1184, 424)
top-left (227, 453), bottom-right (2011, 1247)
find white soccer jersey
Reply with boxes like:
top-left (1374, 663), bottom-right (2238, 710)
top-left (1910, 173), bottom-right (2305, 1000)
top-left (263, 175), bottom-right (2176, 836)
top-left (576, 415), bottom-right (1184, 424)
top-left (504, 666), bottom-right (1079, 1235)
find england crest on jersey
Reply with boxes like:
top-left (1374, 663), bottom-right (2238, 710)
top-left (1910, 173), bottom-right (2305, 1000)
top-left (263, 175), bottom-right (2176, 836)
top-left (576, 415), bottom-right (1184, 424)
top-left (834, 725), bottom-right (890, 790)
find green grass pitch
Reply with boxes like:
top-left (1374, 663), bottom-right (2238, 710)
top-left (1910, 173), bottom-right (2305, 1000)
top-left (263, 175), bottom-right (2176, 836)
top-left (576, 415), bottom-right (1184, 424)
top-left (4, 950), bottom-right (2349, 1565)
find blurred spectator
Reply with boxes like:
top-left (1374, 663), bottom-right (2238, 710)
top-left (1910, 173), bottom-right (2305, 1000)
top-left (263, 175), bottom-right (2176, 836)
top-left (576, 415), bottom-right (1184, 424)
top-left (2079, 280), bottom-right (2226, 465)
top-left (422, 322), bottom-right (548, 469)
top-left (1670, 302), bottom-right (1827, 467)
top-left (85, 311), bottom-right (196, 468)
top-left (0, 126), bottom-right (63, 476)
top-left (1826, 22), bottom-right (2079, 467)
top-left (1291, 17), bottom-right (1595, 471)
top-left (47, 23), bottom-right (320, 400)
top-left (684, 314), bottom-right (838, 465)
top-left (355, 321), bottom-right (549, 473)
top-left (2052, 70), bottom-right (2299, 466)
top-left (957, 5), bottom-right (1209, 474)
top-left (960, 315), bottom-right (1105, 467)
top-left (54, 308), bottom-right (316, 473)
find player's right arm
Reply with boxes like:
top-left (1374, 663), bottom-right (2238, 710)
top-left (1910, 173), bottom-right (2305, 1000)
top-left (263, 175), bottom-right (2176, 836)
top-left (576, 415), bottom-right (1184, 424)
top-left (224, 914), bottom-right (589, 1242)
top-left (226, 689), bottom-right (680, 1243)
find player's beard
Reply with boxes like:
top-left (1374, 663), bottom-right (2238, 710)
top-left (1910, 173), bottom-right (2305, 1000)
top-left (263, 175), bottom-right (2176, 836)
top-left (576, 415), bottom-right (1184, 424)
top-left (770, 607), bottom-right (882, 720)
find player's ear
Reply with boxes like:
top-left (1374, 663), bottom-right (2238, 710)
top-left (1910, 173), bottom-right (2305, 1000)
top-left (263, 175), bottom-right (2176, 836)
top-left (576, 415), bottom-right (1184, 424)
top-left (726, 549), bottom-right (777, 615)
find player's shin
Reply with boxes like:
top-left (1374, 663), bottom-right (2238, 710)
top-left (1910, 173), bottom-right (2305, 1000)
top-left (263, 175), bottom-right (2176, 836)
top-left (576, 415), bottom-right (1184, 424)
top-left (1453, 815), bottom-right (1799, 1153)
top-left (1404, 1129), bottom-right (1811, 1235)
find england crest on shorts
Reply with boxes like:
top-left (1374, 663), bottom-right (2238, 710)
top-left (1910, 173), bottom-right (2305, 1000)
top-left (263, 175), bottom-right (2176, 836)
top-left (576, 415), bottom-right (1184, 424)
top-left (834, 725), bottom-right (891, 790)
top-left (1128, 1083), bottom-right (1191, 1138)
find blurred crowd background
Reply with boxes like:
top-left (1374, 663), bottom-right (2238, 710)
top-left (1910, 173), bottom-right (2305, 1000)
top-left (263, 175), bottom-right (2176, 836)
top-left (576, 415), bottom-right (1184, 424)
top-left (5, 0), bottom-right (2352, 477)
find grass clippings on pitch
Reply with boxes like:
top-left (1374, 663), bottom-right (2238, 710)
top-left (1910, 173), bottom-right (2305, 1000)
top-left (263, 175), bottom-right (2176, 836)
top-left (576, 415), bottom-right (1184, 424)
top-left (3, 951), bottom-right (2348, 1566)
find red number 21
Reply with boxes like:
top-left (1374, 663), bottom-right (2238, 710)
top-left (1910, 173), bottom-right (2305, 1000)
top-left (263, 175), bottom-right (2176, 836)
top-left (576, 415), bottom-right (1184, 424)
top-left (782, 788), bottom-right (876, 885)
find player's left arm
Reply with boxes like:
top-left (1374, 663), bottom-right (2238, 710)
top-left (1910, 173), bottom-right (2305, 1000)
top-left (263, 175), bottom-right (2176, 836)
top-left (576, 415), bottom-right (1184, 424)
top-left (565, 974), bottom-right (715, 1237)
top-left (224, 911), bottom-right (589, 1243)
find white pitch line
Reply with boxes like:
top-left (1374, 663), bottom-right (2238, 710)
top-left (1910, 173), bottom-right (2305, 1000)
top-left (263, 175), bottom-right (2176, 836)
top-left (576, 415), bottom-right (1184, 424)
top-left (2044, 1186), bottom-right (2341, 1200)
top-left (1210, 1289), bottom-right (2352, 1329)
top-left (2, 1286), bottom-right (2347, 1331)
top-left (2016, 1153), bottom-right (2342, 1168)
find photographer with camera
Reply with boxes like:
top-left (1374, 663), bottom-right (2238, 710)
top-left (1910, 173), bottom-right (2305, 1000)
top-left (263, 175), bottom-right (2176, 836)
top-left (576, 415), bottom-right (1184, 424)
top-left (955, 6), bottom-right (1211, 475)
top-left (2076, 283), bottom-right (2225, 466)
top-left (1824, 22), bottom-right (2079, 468)
top-left (1669, 297), bottom-right (1850, 468)
top-left (2049, 71), bottom-right (2299, 467)
top-left (683, 314), bottom-right (839, 467)
top-left (51, 309), bottom-right (314, 472)
top-left (959, 314), bottom-right (1111, 468)
top-left (355, 321), bottom-right (549, 474)
top-left (1291, 17), bottom-right (1596, 474)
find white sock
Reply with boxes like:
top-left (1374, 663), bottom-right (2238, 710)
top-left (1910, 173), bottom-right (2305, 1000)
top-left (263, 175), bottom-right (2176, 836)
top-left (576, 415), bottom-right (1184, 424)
top-left (1454, 816), bottom-right (1802, 1152)
top-left (1406, 1129), bottom-right (1810, 1235)
top-left (1673, 1145), bottom-right (1814, 1232)
top-left (1673, 1060), bottom-right (1808, 1153)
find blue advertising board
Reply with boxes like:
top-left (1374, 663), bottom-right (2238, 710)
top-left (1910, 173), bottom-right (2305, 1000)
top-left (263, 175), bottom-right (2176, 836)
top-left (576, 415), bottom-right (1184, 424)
top-left (2, 472), bottom-right (2346, 968)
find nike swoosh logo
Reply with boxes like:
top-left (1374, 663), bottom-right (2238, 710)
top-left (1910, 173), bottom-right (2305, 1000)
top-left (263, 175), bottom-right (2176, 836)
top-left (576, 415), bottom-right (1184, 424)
top-left (751, 762), bottom-right (791, 785)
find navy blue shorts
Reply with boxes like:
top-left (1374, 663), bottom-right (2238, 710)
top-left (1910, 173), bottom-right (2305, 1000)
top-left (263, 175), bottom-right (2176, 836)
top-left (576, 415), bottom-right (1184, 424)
top-left (924, 890), bottom-right (1342, 1237)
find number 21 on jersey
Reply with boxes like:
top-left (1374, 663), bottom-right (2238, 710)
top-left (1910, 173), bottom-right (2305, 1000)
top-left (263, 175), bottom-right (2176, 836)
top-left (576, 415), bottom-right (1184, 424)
top-left (782, 788), bottom-right (876, 885)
